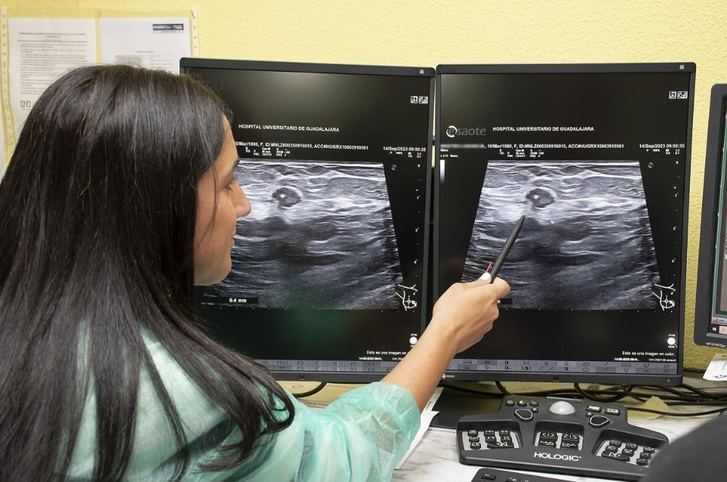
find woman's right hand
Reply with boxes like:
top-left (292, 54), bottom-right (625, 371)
top-left (427, 277), bottom-right (511, 356)
top-left (382, 276), bottom-right (510, 410)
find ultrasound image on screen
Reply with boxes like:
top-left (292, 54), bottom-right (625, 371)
top-left (206, 158), bottom-right (403, 309)
top-left (462, 161), bottom-right (660, 310)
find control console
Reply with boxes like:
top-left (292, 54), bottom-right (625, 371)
top-left (457, 396), bottom-right (667, 480)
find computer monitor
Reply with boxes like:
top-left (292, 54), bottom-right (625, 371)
top-left (434, 63), bottom-right (695, 385)
top-left (181, 58), bottom-right (434, 381)
top-left (695, 84), bottom-right (727, 348)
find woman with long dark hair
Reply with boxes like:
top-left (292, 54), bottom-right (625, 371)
top-left (0, 65), bottom-right (509, 481)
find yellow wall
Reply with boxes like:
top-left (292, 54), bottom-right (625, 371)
top-left (9, 0), bottom-right (727, 369)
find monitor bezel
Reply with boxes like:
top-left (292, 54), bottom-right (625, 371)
top-left (433, 63), bottom-right (694, 385)
top-left (181, 58), bottom-right (436, 382)
top-left (695, 84), bottom-right (727, 348)
top-left (181, 57), bottom-right (436, 79)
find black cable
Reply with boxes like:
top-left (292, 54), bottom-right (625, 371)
top-left (496, 381), bottom-right (639, 400)
top-left (495, 380), bottom-right (509, 395)
top-left (494, 381), bottom-right (576, 398)
top-left (626, 406), bottom-right (727, 417)
top-left (445, 381), bottom-right (727, 409)
top-left (442, 382), bottom-right (593, 400)
top-left (291, 382), bottom-right (327, 398)
top-left (440, 382), bottom-right (504, 397)
top-left (679, 383), bottom-right (727, 400)
top-left (570, 384), bottom-right (727, 404)
top-left (573, 383), bottom-right (633, 403)
top-left (661, 400), bottom-right (727, 406)
top-left (586, 388), bottom-right (711, 403)
top-left (637, 385), bottom-right (703, 401)
top-left (625, 393), bottom-right (648, 403)
top-left (433, 379), bottom-right (727, 429)
top-left (635, 385), bottom-right (727, 403)
top-left (650, 384), bottom-right (705, 398)
top-left (449, 380), bottom-right (580, 399)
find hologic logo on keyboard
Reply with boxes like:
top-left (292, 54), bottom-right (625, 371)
top-left (533, 452), bottom-right (582, 462)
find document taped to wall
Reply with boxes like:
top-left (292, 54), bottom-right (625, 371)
top-left (99, 17), bottom-right (192, 74)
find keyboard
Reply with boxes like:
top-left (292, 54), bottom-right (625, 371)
top-left (470, 467), bottom-right (572, 481)
top-left (457, 396), bottom-right (667, 480)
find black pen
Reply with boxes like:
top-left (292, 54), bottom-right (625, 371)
top-left (480, 215), bottom-right (525, 284)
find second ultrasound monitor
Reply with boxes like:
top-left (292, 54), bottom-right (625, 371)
top-left (434, 63), bottom-right (694, 384)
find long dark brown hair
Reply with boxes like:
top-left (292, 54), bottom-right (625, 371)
top-left (0, 65), bottom-right (294, 481)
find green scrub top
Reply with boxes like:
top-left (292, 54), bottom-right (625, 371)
top-left (66, 338), bottom-right (421, 481)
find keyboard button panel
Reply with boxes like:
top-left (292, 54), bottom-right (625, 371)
top-left (595, 438), bottom-right (659, 467)
top-left (534, 430), bottom-right (583, 450)
top-left (463, 428), bottom-right (521, 450)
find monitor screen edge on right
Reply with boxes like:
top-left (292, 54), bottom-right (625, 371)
top-left (695, 84), bottom-right (727, 348)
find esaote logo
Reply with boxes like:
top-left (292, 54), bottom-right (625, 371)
top-left (445, 125), bottom-right (486, 138)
